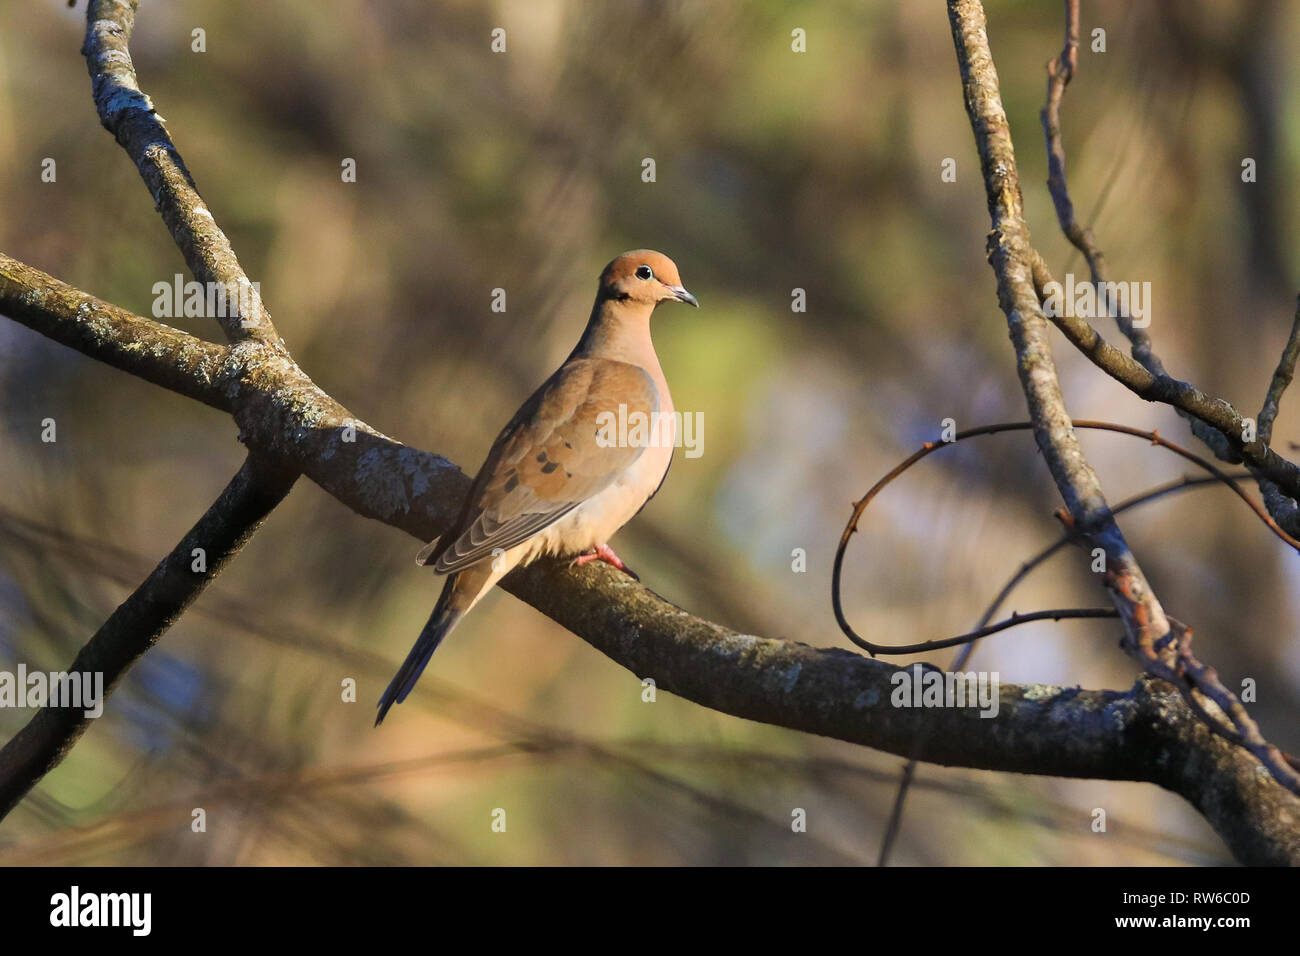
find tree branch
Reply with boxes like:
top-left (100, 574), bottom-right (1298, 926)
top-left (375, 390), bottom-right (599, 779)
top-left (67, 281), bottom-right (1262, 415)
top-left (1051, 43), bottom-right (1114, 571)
top-left (0, 0), bottom-right (1294, 865)
top-left (6, 252), bottom-right (1296, 856)
top-left (948, 0), bottom-right (1300, 799)
top-left (82, 0), bottom-right (282, 346)
top-left (947, 0), bottom-right (1173, 664)
top-left (1256, 298), bottom-right (1300, 531)
top-left (1039, 0), bottom-right (1239, 463)
top-left (508, 559), bottom-right (1300, 864)
top-left (0, 252), bottom-right (230, 412)
top-left (1025, 251), bottom-right (1300, 507)
top-left (0, 456), bottom-right (296, 818)
top-left (1259, 295), bottom-right (1300, 444)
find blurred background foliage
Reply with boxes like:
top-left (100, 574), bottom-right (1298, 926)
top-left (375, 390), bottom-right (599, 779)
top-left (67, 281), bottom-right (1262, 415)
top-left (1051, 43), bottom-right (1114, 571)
top-left (1, 0), bottom-right (1298, 865)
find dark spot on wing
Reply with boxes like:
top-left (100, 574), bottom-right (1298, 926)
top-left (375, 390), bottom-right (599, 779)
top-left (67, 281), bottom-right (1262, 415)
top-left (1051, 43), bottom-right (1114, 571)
top-left (541, 461), bottom-right (559, 474)
top-left (504, 473), bottom-right (519, 493)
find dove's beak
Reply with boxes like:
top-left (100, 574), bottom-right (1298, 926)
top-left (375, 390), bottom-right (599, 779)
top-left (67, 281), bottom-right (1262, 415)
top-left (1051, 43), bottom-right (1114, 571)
top-left (667, 285), bottom-right (699, 308)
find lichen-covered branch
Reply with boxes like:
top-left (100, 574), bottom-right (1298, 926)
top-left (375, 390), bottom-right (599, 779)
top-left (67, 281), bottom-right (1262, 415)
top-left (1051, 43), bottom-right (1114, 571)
top-left (509, 561), bottom-right (1300, 864)
top-left (7, 253), bottom-right (1297, 859)
top-left (82, 0), bottom-right (282, 346)
top-left (0, 253), bottom-right (230, 411)
top-left (947, 0), bottom-right (1172, 665)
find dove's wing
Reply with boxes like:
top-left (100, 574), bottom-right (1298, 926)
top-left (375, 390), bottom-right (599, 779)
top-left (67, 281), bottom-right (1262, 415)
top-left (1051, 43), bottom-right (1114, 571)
top-left (420, 357), bottom-right (658, 574)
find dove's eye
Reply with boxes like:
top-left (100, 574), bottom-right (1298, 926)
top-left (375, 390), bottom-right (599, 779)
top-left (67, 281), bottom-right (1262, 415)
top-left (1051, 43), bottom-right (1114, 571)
top-left (635, 265), bottom-right (654, 280)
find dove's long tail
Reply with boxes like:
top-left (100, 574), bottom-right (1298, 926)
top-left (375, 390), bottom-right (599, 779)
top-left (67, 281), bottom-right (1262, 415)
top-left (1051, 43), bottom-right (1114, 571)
top-left (376, 568), bottom-right (478, 725)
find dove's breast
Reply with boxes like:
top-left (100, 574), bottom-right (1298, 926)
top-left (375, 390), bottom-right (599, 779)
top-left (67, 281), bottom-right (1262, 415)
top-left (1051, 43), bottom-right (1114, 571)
top-left (524, 363), bottom-right (674, 563)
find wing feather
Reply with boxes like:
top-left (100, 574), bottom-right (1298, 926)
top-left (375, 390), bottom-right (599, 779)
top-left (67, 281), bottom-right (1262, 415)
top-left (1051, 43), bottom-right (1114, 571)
top-left (421, 358), bottom-right (658, 574)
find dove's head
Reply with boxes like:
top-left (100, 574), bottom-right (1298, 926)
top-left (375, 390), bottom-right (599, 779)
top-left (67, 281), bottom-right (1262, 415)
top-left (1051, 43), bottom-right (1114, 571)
top-left (598, 250), bottom-right (699, 310)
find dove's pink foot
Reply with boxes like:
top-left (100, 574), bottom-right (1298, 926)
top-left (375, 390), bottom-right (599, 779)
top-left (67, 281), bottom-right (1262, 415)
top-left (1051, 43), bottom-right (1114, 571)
top-left (573, 543), bottom-right (639, 581)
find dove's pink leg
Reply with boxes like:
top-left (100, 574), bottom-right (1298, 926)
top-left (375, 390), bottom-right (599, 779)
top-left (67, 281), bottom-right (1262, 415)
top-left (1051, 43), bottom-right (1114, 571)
top-left (573, 543), bottom-right (639, 580)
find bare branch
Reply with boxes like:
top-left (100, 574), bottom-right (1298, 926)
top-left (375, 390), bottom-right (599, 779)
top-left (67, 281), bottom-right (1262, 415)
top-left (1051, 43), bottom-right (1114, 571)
top-left (1038, 0), bottom-right (1238, 462)
top-left (82, 0), bottom-right (282, 346)
top-left (0, 0), bottom-right (1295, 864)
top-left (1026, 251), bottom-right (1300, 498)
top-left (0, 457), bottom-right (295, 817)
top-left (947, 0), bottom-right (1173, 668)
top-left (1168, 621), bottom-right (1300, 789)
top-left (863, 607), bottom-right (1120, 656)
top-left (834, 420), bottom-right (1300, 630)
top-left (509, 557), bottom-right (1300, 864)
top-left (948, 0), bottom-right (1300, 800)
top-left (1259, 295), bottom-right (1300, 444)
top-left (880, 471), bottom-right (1253, 865)
top-left (1256, 300), bottom-right (1300, 531)
top-left (0, 252), bottom-right (230, 411)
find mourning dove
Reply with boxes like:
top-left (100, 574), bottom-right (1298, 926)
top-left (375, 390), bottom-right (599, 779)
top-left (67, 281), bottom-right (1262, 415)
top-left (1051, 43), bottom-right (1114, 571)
top-left (376, 250), bottom-right (698, 724)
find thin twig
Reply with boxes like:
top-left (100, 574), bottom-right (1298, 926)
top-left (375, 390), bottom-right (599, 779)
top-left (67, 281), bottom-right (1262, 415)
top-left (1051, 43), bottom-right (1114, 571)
top-left (863, 609), bottom-right (1120, 657)
top-left (1036, 0), bottom-right (1299, 483)
top-left (834, 420), bottom-right (1299, 659)
top-left (1255, 297), bottom-right (1300, 531)
top-left (837, 412), bottom-right (1300, 797)
top-left (1259, 295), bottom-right (1300, 444)
top-left (877, 472), bottom-right (1249, 864)
top-left (1040, 2), bottom-right (1238, 464)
